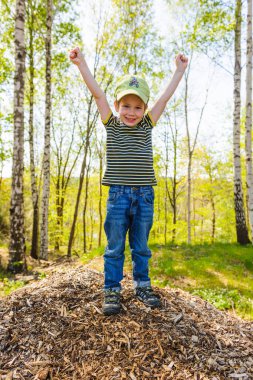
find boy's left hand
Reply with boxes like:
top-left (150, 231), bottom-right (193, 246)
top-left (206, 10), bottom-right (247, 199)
top-left (175, 53), bottom-right (188, 72)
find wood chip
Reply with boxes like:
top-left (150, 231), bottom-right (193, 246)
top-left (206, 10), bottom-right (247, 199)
top-left (25, 361), bottom-right (52, 367)
top-left (5, 372), bottom-right (13, 380)
top-left (174, 312), bottom-right (183, 324)
top-left (192, 335), bottom-right (199, 343)
top-left (228, 374), bottom-right (248, 379)
top-left (0, 268), bottom-right (252, 380)
top-left (34, 368), bottom-right (50, 380)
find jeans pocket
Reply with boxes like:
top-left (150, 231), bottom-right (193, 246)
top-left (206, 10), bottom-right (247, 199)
top-left (143, 192), bottom-right (154, 206)
top-left (107, 192), bottom-right (118, 204)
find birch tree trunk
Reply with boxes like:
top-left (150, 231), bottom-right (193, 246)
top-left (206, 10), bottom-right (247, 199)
top-left (27, 0), bottom-right (40, 259)
top-left (40, 0), bottom-right (53, 259)
top-left (8, 0), bottom-right (26, 273)
top-left (233, 0), bottom-right (250, 244)
top-left (245, 0), bottom-right (253, 241)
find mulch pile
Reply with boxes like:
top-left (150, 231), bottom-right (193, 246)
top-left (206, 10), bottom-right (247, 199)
top-left (0, 267), bottom-right (252, 380)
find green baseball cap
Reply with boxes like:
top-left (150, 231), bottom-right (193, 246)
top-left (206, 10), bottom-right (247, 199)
top-left (115, 75), bottom-right (150, 104)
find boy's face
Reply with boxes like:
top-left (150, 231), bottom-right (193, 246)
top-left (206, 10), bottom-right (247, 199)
top-left (114, 94), bottom-right (147, 127)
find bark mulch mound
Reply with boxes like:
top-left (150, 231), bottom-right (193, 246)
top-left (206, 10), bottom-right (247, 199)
top-left (0, 267), bottom-right (252, 380)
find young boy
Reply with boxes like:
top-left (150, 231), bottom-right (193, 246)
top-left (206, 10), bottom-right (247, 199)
top-left (69, 47), bottom-right (188, 315)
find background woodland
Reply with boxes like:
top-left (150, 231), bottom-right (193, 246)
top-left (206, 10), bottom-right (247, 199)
top-left (1, 0), bottom-right (253, 273)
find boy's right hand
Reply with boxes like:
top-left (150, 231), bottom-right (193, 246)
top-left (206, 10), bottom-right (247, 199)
top-left (69, 47), bottom-right (84, 66)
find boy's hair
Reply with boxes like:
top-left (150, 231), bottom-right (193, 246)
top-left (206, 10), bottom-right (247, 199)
top-left (115, 75), bottom-right (150, 105)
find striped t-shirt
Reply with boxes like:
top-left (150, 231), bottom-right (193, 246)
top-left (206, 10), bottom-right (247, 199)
top-left (102, 111), bottom-right (157, 186)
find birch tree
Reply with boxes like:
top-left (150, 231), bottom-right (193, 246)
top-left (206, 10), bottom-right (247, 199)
top-left (27, 0), bottom-right (41, 259)
top-left (245, 0), bottom-right (253, 241)
top-left (233, 0), bottom-right (250, 244)
top-left (8, 0), bottom-right (26, 273)
top-left (40, 0), bottom-right (53, 259)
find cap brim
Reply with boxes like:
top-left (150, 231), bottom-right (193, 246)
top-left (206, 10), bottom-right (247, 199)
top-left (116, 90), bottom-right (148, 104)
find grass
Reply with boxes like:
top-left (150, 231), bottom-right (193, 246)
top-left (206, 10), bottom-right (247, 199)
top-left (0, 278), bottom-right (26, 296)
top-left (79, 246), bottom-right (105, 265)
top-left (149, 243), bottom-right (253, 320)
top-left (0, 264), bottom-right (26, 296)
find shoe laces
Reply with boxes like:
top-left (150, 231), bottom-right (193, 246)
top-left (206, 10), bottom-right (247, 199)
top-left (137, 286), bottom-right (158, 299)
top-left (104, 290), bottom-right (120, 304)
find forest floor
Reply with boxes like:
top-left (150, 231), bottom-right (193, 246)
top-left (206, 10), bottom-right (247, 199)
top-left (0, 253), bottom-right (253, 380)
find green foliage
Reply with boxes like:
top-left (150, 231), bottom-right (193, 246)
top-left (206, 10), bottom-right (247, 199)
top-left (0, 1), bottom-right (15, 85)
top-left (38, 272), bottom-right (47, 279)
top-left (1, 148), bottom-right (238, 253)
top-left (0, 179), bottom-right (11, 242)
top-left (152, 145), bottom-right (235, 244)
top-left (192, 288), bottom-right (253, 318)
top-left (101, 0), bottom-right (165, 84)
top-left (54, 22), bottom-right (81, 45)
top-left (0, 278), bottom-right (25, 296)
top-left (188, 0), bottom-right (234, 54)
top-left (149, 243), bottom-right (253, 319)
top-left (80, 246), bottom-right (105, 265)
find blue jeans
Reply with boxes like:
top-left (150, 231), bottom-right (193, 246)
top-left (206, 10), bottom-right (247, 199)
top-left (104, 185), bottom-right (154, 291)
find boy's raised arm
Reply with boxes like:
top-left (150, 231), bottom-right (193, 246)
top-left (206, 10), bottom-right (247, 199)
top-left (69, 47), bottom-right (111, 121)
top-left (150, 53), bottom-right (188, 124)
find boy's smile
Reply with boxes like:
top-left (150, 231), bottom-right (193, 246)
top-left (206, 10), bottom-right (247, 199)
top-left (114, 94), bottom-right (147, 127)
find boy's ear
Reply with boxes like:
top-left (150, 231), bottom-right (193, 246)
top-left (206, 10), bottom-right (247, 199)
top-left (114, 100), bottom-right (119, 112)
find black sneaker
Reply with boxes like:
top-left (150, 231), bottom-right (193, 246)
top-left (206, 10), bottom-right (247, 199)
top-left (135, 286), bottom-right (161, 308)
top-left (103, 290), bottom-right (121, 315)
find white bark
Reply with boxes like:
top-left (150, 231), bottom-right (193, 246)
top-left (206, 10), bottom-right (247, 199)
top-left (245, 0), bottom-right (253, 241)
top-left (233, 0), bottom-right (250, 244)
top-left (8, 0), bottom-right (26, 273)
top-left (40, 0), bottom-right (53, 259)
top-left (27, 0), bottom-right (40, 260)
